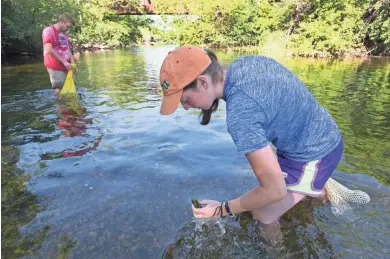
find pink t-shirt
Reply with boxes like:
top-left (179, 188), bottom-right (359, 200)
top-left (42, 26), bottom-right (72, 71)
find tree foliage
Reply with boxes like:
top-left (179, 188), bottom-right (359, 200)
top-left (1, 0), bottom-right (152, 55)
top-left (154, 0), bottom-right (390, 57)
top-left (1, 0), bottom-right (389, 57)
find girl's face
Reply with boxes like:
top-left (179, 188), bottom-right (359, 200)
top-left (180, 75), bottom-right (215, 111)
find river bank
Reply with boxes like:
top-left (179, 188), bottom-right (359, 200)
top-left (2, 44), bottom-right (390, 68)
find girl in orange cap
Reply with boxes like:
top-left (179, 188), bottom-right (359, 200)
top-left (159, 46), bottom-right (343, 244)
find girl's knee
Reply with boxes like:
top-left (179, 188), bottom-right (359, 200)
top-left (251, 210), bottom-right (279, 225)
top-left (251, 192), bottom-right (306, 224)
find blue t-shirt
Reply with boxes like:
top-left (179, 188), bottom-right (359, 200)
top-left (223, 56), bottom-right (341, 162)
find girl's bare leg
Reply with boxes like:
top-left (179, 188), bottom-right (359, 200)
top-left (251, 192), bottom-right (306, 246)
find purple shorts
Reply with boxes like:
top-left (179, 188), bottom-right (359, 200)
top-left (277, 138), bottom-right (344, 197)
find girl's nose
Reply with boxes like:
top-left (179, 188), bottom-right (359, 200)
top-left (181, 101), bottom-right (190, 110)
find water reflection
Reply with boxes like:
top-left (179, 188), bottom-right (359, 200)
top-left (38, 97), bottom-right (102, 160)
top-left (57, 97), bottom-right (92, 137)
top-left (282, 58), bottom-right (390, 185)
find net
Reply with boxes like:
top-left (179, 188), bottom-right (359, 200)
top-left (60, 64), bottom-right (77, 95)
top-left (324, 178), bottom-right (370, 216)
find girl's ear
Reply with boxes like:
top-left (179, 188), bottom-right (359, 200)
top-left (197, 75), bottom-right (209, 90)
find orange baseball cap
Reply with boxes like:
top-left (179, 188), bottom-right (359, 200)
top-left (159, 46), bottom-right (211, 115)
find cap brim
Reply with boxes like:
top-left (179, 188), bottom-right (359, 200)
top-left (160, 89), bottom-right (183, 115)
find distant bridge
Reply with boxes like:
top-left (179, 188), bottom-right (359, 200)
top-left (114, 0), bottom-right (188, 15)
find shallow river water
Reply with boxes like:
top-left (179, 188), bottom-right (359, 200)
top-left (2, 47), bottom-right (390, 258)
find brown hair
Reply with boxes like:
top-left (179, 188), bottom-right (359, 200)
top-left (59, 13), bottom-right (73, 23)
top-left (183, 49), bottom-right (224, 125)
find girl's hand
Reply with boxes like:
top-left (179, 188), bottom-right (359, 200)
top-left (192, 199), bottom-right (224, 219)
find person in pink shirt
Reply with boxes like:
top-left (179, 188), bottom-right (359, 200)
top-left (42, 13), bottom-right (76, 94)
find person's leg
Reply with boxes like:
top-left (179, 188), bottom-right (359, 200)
top-left (251, 192), bottom-right (305, 246)
top-left (251, 192), bottom-right (306, 224)
top-left (252, 139), bottom-right (344, 245)
top-left (47, 68), bottom-right (66, 94)
top-left (254, 154), bottom-right (323, 226)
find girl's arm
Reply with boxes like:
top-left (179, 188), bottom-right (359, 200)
top-left (229, 145), bottom-right (287, 214)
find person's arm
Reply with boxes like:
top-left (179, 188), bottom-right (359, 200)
top-left (69, 40), bottom-right (75, 64)
top-left (228, 145), bottom-right (287, 214)
top-left (69, 52), bottom-right (77, 71)
top-left (70, 53), bottom-right (75, 64)
top-left (191, 145), bottom-right (287, 219)
top-left (192, 88), bottom-right (287, 219)
top-left (44, 43), bottom-right (71, 70)
top-left (68, 40), bottom-right (78, 71)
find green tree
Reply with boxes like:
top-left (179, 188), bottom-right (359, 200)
top-left (153, 0), bottom-right (390, 57)
top-left (1, 0), bottom-right (78, 54)
top-left (1, 0), bottom-right (152, 55)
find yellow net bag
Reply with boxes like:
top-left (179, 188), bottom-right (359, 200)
top-left (58, 64), bottom-right (81, 114)
top-left (60, 64), bottom-right (77, 95)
